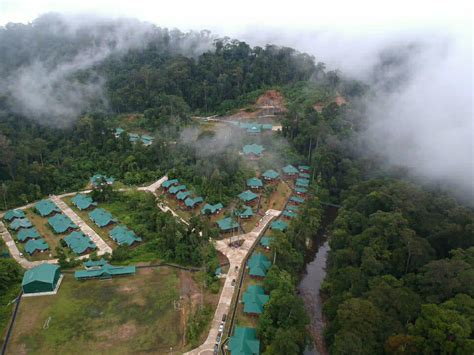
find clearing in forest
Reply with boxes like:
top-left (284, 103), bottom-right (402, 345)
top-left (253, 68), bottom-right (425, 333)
top-left (7, 267), bottom-right (219, 354)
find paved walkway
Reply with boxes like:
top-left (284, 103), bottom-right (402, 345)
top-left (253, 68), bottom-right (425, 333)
top-left (137, 175), bottom-right (168, 193)
top-left (50, 195), bottom-right (112, 255)
top-left (185, 209), bottom-right (281, 355)
top-left (0, 221), bottom-right (58, 269)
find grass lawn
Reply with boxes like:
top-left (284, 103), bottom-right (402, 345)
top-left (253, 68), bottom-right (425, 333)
top-left (7, 267), bottom-right (218, 354)
top-left (62, 196), bottom-right (117, 250)
top-left (161, 193), bottom-right (193, 221)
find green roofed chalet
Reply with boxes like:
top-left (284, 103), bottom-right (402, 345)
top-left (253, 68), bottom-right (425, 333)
top-left (243, 144), bottom-right (264, 158)
top-left (176, 190), bottom-right (191, 201)
top-left (35, 199), bottom-right (60, 217)
top-left (48, 214), bottom-right (78, 234)
top-left (24, 238), bottom-right (49, 255)
top-left (17, 227), bottom-right (40, 242)
top-left (247, 177), bottom-right (263, 189)
top-left (290, 196), bottom-right (305, 204)
top-left (71, 194), bottom-right (97, 210)
top-left (162, 179), bottom-right (179, 189)
top-left (260, 236), bottom-right (273, 248)
top-left (248, 252), bottom-right (271, 277)
top-left (296, 178), bottom-right (310, 187)
top-left (109, 225), bottom-right (142, 246)
top-left (229, 327), bottom-right (260, 355)
top-left (282, 164), bottom-right (299, 175)
top-left (128, 133), bottom-right (139, 142)
top-left (10, 218), bottom-right (32, 231)
top-left (299, 172), bottom-right (310, 179)
top-left (283, 209), bottom-right (297, 219)
top-left (262, 169), bottom-right (279, 181)
top-left (141, 135), bottom-right (153, 146)
top-left (75, 263), bottom-right (136, 280)
top-left (295, 187), bottom-right (307, 195)
top-left (247, 124), bottom-right (262, 134)
top-left (22, 264), bottom-right (61, 294)
top-left (169, 185), bottom-right (186, 195)
top-left (286, 204), bottom-right (299, 211)
top-left (201, 203), bottom-right (223, 215)
top-left (299, 165), bottom-right (310, 172)
top-left (90, 174), bottom-right (115, 187)
top-left (262, 124), bottom-right (273, 130)
top-left (3, 209), bottom-right (26, 221)
top-left (236, 205), bottom-right (253, 219)
top-left (84, 258), bottom-right (108, 269)
top-left (184, 197), bottom-right (204, 208)
top-left (89, 208), bottom-right (116, 228)
top-left (64, 231), bottom-right (96, 255)
top-left (271, 219), bottom-right (288, 232)
top-left (217, 217), bottom-right (239, 232)
top-left (243, 285), bottom-right (269, 315)
top-left (114, 127), bottom-right (125, 137)
top-left (238, 190), bottom-right (258, 204)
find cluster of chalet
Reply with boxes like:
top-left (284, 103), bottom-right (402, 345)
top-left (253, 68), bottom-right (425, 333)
top-left (115, 128), bottom-right (154, 146)
top-left (72, 191), bottom-right (141, 247)
top-left (162, 178), bottom-right (205, 210)
top-left (242, 144), bottom-right (264, 160)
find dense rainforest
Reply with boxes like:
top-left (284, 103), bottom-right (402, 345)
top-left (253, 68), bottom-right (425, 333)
top-left (0, 14), bottom-right (473, 355)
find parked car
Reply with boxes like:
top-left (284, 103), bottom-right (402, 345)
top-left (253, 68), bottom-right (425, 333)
top-left (213, 344), bottom-right (219, 354)
top-left (219, 324), bottom-right (224, 332)
top-left (216, 332), bottom-right (222, 343)
top-left (222, 314), bottom-right (227, 322)
top-left (231, 279), bottom-right (236, 286)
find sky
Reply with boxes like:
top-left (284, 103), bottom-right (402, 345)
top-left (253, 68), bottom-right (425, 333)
top-left (1, 0), bottom-right (472, 33)
top-left (0, 0), bottom-right (473, 199)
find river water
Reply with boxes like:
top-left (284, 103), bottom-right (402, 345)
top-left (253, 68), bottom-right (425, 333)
top-left (298, 207), bottom-right (338, 355)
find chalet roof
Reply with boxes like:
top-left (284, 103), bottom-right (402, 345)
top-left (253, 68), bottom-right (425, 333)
top-left (64, 231), bottom-right (96, 254)
top-left (168, 185), bottom-right (186, 194)
top-left (243, 144), bottom-right (264, 156)
top-left (236, 205), bottom-right (253, 218)
top-left (296, 178), bottom-right (310, 187)
top-left (238, 190), bottom-right (258, 202)
top-left (290, 196), bottom-right (305, 204)
top-left (283, 210), bottom-right (297, 218)
top-left (176, 190), bottom-right (191, 201)
top-left (299, 172), bottom-right (311, 179)
top-left (260, 236), bottom-right (273, 247)
top-left (109, 225), bottom-right (142, 246)
top-left (217, 217), bottom-right (239, 231)
top-left (90, 174), bottom-right (115, 186)
top-left (24, 238), bottom-right (49, 254)
top-left (184, 197), bottom-right (204, 208)
top-left (229, 327), bottom-right (260, 355)
top-left (10, 218), bottom-right (32, 231)
top-left (75, 263), bottom-right (136, 279)
top-left (35, 199), bottom-right (60, 217)
top-left (282, 164), bottom-right (299, 174)
top-left (243, 285), bottom-right (269, 314)
top-left (295, 187), bottom-right (308, 194)
top-left (162, 179), bottom-right (179, 188)
top-left (84, 258), bottom-right (108, 268)
top-left (71, 194), bottom-right (97, 210)
top-left (89, 208), bottom-right (116, 228)
top-left (248, 252), bottom-right (271, 277)
top-left (48, 214), bottom-right (78, 234)
top-left (3, 209), bottom-right (26, 221)
top-left (201, 203), bottom-right (224, 215)
top-left (17, 227), bottom-right (40, 242)
top-left (22, 264), bottom-right (59, 286)
top-left (271, 219), bottom-right (288, 232)
top-left (262, 169), bottom-right (279, 180)
top-left (246, 177), bottom-right (263, 188)
top-left (299, 165), bottom-right (310, 171)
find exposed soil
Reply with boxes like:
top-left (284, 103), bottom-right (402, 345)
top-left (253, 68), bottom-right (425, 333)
top-left (313, 94), bottom-right (348, 113)
top-left (225, 90), bottom-right (286, 123)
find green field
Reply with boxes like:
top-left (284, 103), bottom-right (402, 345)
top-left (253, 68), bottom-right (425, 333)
top-left (7, 267), bottom-right (217, 354)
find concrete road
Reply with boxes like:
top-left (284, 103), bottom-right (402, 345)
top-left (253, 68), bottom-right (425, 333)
top-left (0, 221), bottom-right (58, 269)
top-left (184, 209), bottom-right (281, 355)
